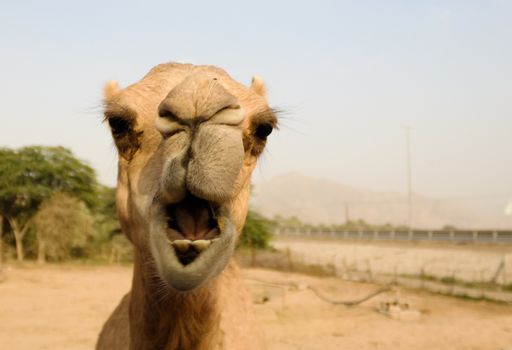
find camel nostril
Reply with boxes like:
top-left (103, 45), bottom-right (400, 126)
top-left (155, 103), bottom-right (188, 138)
top-left (158, 105), bottom-right (178, 121)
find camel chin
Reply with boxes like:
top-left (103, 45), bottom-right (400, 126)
top-left (150, 195), bottom-right (236, 291)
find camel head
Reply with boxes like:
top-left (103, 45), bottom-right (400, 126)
top-left (103, 63), bottom-right (276, 291)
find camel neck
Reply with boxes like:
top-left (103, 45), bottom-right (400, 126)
top-left (129, 253), bottom-right (223, 350)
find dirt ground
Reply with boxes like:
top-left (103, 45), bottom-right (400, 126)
top-left (0, 264), bottom-right (511, 350)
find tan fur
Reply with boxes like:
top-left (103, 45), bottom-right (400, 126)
top-left (96, 63), bottom-right (276, 350)
top-left (250, 76), bottom-right (267, 98)
top-left (104, 80), bottom-right (120, 101)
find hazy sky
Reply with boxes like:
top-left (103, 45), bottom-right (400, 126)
top-left (1, 0), bottom-right (511, 203)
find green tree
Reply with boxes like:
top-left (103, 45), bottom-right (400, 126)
top-left (33, 193), bottom-right (95, 263)
top-left (0, 146), bottom-right (98, 261)
top-left (92, 185), bottom-right (122, 257)
top-left (239, 210), bottom-right (272, 249)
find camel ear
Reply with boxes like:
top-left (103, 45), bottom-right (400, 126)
top-left (104, 80), bottom-right (120, 101)
top-left (250, 75), bottom-right (266, 99)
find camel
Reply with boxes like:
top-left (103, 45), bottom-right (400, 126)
top-left (96, 62), bottom-right (277, 350)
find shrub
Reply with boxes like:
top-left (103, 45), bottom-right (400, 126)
top-left (239, 210), bottom-right (272, 249)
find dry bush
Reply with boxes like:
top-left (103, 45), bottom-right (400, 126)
top-left (33, 192), bottom-right (95, 262)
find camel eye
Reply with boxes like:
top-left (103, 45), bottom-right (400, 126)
top-left (108, 117), bottom-right (130, 136)
top-left (255, 123), bottom-right (273, 140)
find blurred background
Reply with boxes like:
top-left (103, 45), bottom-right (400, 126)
top-left (0, 1), bottom-right (511, 350)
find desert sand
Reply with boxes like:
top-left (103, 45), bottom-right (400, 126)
top-left (0, 264), bottom-right (511, 350)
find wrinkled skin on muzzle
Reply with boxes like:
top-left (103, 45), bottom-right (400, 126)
top-left (159, 123), bottom-right (245, 205)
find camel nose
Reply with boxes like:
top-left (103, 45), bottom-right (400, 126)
top-left (157, 73), bottom-right (241, 136)
top-left (156, 72), bottom-right (246, 204)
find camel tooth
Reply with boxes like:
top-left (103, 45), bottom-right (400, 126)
top-left (172, 239), bottom-right (191, 253)
top-left (191, 240), bottom-right (211, 252)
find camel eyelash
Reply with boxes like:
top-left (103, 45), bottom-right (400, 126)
top-left (251, 108), bottom-right (278, 140)
top-left (104, 113), bottom-right (141, 161)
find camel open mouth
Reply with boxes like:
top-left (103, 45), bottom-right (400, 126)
top-left (164, 195), bottom-right (222, 265)
top-left (150, 193), bottom-right (236, 291)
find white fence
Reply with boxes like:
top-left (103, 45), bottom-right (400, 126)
top-left (276, 229), bottom-right (512, 244)
top-left (273, 239), bottom-right (512, 302)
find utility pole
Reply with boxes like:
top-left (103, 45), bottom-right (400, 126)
top-left (403, 126), bottom-right (413, 230)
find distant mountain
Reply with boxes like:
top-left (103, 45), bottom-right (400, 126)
top-left (250, 173), bottom-right (511, 229)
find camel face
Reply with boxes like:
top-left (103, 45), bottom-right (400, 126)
top-left (104, 63), bottom-right (276, 291)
